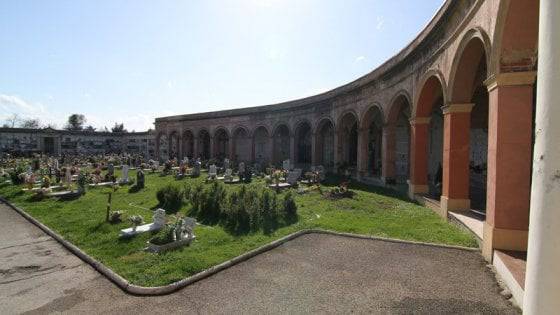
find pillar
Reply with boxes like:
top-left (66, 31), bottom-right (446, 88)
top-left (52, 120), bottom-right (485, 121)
top-left (524, 0), bottom-right (560, 312)
top-left (178, 135), bottom-right (183, 161)
top-left (311, 133), bottom-right (318, 166)
top-left (356, 127), bottom-right (367, 178)
top-left (440, 103), bottom-right (474, 215)
top-left (482, 71), bottom-right (536, 260)
top-left (334, 129), bottom-right (341, 173)
top-left (289, 135), bottom-right (295, 164)
top-left (408, 117), bottom-right (430, 198)
top-left (209, 136), bottom-right (215, 159)
top-left (381, 125), bottom-right (396, 184)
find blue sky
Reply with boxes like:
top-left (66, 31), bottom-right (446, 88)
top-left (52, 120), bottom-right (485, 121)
top-left (1, 0), bottom-right (444, 131)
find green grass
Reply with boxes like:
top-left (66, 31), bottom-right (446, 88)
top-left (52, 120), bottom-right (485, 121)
top-left (0, 170), bottom-right (477, 286)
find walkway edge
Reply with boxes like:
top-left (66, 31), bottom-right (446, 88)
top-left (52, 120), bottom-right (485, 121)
top-left (0, 197), bottom-right (478, 296)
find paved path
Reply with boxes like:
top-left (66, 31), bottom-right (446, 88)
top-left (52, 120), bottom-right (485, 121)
top-left (0, 201), bottom-right (519, 314)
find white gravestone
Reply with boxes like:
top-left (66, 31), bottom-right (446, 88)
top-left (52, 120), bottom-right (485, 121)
top-left (121, 165), bottom-right (129, 183)
top-left (283, 160), bottom-right (291, 172)
top-left (209, 165), bottom-right (217, 178)
top-left (238, 162), bottom-right (245, 174)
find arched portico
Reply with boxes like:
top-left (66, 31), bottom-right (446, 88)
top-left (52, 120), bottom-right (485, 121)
top-left (294, 120), bottom-right (312, 167)
top-left (182, 130), bottom-right (194, 159)
top-left (386, 93), bottom-right (412, 184)
top-left (198, 129), bottom-right (211, 160)
top-left (253, 126), bottom-right (271, 164)
top-left (272, 123), bottom-right (291, 165)
top-left (314, 118), bottom-right (335, 169)
top-left (213, 128), bottom-right (229, 161)
top-left (336, 111), bottom-right (359, 172)
top-left (232, 126), bottom-right (251, 162)
top-left (360, 105), bottom-right (384, 178)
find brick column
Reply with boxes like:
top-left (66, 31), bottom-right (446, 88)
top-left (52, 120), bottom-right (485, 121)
top-left (209, 136), bottom-right (215, 159)
top-left (289, 135), bottom-right (295, 165)
top-left (356, 127), bottom-right (367, 179)
top-left (228, 138), bottom-right (235, 161)
top-left (408, 117), bottom-right (430, 199)
top-left (381, 124), bottom-right (396, 184)
top-left (193, 137), bottom-right (199, 159)
top-left (311, 132), bottom-right (318, 165)
top-left (482, 71), bottom-right (536, 260)
top-left (440, 103), bottom-right (474, 215)
top-left (333, 129), bottom-right (341, 173)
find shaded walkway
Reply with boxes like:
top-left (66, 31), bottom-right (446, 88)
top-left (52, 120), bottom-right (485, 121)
top-left (0, 202), bottom-right (518, 314)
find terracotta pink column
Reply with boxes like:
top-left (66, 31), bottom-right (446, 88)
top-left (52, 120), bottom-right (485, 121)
top-left (311, 133), bottom-right (318, 165)
top-left (482, 71), bottom-right (536, 260)
top-left (440, 103), bottom-right (474, 215)
top-left (408, 117), bottom-right (430, 198)
top-left (381, 125), bottom-right (396, 184)
top-left (333, 129), bottom-right (341, 173)
top-left (356, 127), bottom-right (367, 178)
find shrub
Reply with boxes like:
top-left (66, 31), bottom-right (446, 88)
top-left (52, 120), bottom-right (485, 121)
top-left (8, 164), bottom-right (26, 185)
top-left (261, 189), bottom-right (278, 234)
top-left (149, 225), bottom-right (175, 245)
top-left (156, 184), bottom-right (183, 213)
top-left (283, 191), bottom-right (298, 223)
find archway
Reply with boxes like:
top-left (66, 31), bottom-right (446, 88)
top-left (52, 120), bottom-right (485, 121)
top-left (294, 121), bottom-right (312, 166)
top-left (253, 126), bottom-right (271, 164)
top-left (182, 130), bottom-right (194, 159)
top-left (411, 74), bottom-right (446, 199)
top-left (337, 112), bottom-right (359, 168)
top-left (361, 106), bottom-right (384, 177)
top-left (273, 124), bottom-right (290, 165)
top-left (158, 133), bottom-right (169, 161)
top-left (387, 94), bottom-right (412, 184)
top-left (169, 131), bottom-right (179, 160)
top-left (315, 118), bottom-right (334, 169)
top-left (213, 128), bottom-right (229, 161)
top-left (198, 129), bottom-right (211, 160)
top-left (449, 35), bottom-right (489, 213)
top-left (232, 127), bottom-right (251, 162)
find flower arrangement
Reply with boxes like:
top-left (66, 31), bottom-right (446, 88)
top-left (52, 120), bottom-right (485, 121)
top-left (129, 215), bottom-right (144, 231)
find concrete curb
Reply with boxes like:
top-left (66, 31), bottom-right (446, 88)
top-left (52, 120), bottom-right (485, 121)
top-left (0, 197), bottom-right (478, 296)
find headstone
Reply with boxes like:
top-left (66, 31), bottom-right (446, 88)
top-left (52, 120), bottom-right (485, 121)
top-left (283, 159), bottom-right (290, 171)
top-left (65, 168), bottom-right (72, 184)
top-left (224, 158), bottom-right (230, 170)
top-left (121, 165), bottom-right (129, 182)
top-left (183, 217), bottom-right (196, 239)
top-left (107, 163), bottom-right (114, 176)
top-left (192, 160), bottom-right (201, 176)
top-left (238, 162), bottom-right (245, 175)
top-left (136, 169), bottom-right (145, 188)
top-left (209, 165), bottom-right (217, 177)
top-left (286, 170), bottom-right (300, 185)
top-left (152, 209), bottom-right (167, 229)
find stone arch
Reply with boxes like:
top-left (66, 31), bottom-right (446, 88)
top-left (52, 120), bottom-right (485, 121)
top-left (253, 125), bottom-right (271, 164)
top-left (448, 28), bottom-right (492, 103)
top-left (386, 92), bottom-right (412, 184)
top-left (182, 129), bottom-right (195, 159)
top-left (197, 128), bottom-right (211, 160)
top-left (157, 132), bottom-right (169, 162)
top-left (294, 119), bottom-right (312, 166)
top-left (314, 117), bottom-right (335, 169)
top-left (360, 104), bottom-right (385, 177)
top-left (447, 32), bottom-right (491, 212)
top-left (336, 110), bottom-right (359, 168)
top-left (490, 0), bottom-right (539, 76)
top-left (232, 125), bottom-right (251, 162)
top-left (272, 123), bottom-right (291, 165)
top-left (410, 73), bottom-right (446, 198)
top-left (213, 127), bottom-right (230, 160)
top-left (168, 130), bottom-right (179, 160)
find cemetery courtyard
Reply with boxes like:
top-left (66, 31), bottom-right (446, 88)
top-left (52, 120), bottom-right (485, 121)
top-left (0, 168), bottom-right (477, 287)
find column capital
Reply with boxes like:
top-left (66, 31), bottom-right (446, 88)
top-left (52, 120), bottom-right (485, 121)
top-left (442, 103), bottom-right (474, 115)
top-left (484, 71), bottom-right (537, 92)
top-left (409, 117), bottom-right (431, 125)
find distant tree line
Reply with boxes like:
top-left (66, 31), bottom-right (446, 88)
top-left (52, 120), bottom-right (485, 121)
top-left (2, 113), bottom-right (130, 133)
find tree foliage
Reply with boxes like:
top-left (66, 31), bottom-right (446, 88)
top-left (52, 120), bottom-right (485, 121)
top-left (65, 114), bottom-right (86, 131)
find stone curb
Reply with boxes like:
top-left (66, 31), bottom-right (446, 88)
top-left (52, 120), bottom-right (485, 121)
top-left (0, 197), bottom-right (478, 296)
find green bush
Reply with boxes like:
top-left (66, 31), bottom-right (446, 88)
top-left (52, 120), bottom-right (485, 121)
top-left (149, 225), bottom-right (175, 245)
top-left (8, 164), bottom-right (26, 185)
top-left (156, 184), bottom-right (183, 213)
top-left (283, 191), bottom-right (298, 223)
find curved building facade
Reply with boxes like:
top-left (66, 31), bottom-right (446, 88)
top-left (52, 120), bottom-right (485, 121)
top-left (155, 0), bottom-right (539, 270)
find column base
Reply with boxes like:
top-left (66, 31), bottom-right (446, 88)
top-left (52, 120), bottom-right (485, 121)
top-left (482, 222), bottom-right (529, 261)
top-left (440, 196), bottom-right (471, 213)
top-left (408, 184), bottom-right (428, 199)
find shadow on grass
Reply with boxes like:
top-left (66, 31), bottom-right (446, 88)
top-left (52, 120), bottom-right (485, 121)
top-left (128, 185), bottom-right (143, 194)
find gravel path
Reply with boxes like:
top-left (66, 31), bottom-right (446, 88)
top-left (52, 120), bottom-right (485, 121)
top-left (0, 201), bottom-right (519, 314)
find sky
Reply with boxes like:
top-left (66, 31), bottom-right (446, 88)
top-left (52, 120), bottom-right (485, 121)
top-left (1, 0), bottom-right (444, 131)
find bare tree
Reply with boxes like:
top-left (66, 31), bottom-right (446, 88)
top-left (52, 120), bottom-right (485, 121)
top-left (4, 113), bottom-right (20, 128)
top-left (65, 114), bottom-right (86, 131)
top-left (20, 118), bottom-right (41, 129)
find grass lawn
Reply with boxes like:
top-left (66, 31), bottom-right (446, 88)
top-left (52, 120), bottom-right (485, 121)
top-left (0, 170), bottom-right (477, 287)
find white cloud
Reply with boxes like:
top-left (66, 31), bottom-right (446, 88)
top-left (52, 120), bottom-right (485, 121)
top-left (0, 94), bottom-right (60, 126)
top-left (376, 16), bottom-right (385, 30)
top-left (355, 56), bottom-right (366, 63)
